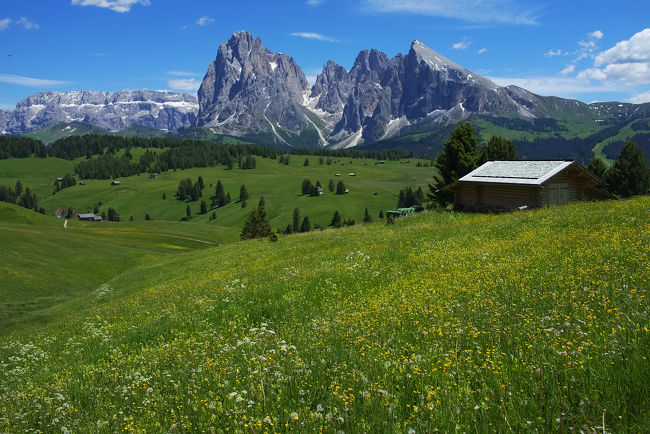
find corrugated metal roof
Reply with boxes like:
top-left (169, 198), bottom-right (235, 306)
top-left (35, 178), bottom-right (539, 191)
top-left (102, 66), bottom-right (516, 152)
top-left (459, 161), bottom-right (575, 185)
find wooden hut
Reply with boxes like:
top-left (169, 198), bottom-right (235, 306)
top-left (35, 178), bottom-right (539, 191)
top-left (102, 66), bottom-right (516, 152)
top-left (448, 161), bottom-right (612, 211)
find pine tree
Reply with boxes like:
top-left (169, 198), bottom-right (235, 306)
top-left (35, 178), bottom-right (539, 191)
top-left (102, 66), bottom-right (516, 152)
top-left (336, 180), bottom-right (346, 195)
top-left (607, 141), bottom-right (650, 197)
top-left (258, 196), bottom-right (266, 207)
top-left (210, 211), bottom-right (217, 221)
top-left (300, 216), bottom-right (311, 233)
top-left (292, 208), bottom-right (300, 232)
top-left (198, 176), bottom-right (205, 190)
top-left (214, 180), bottom-right (226, 207)
top-left (162, 193), bottom-right (166, 200)
top-left (186, 205), bottom-right (191, 218)
top-left (330, 210), bottom-right (342, 228)
top-left (145, 214), bottom-right (151, 220)
top-left (481, 136), bottom-right (519, 162)
top-left (239, 184), bottom-right (249, 202)
top-left (240, 206), bottom-right (272, 240)
top-left (587, 157), bottom-right (609, 181)
top-left (15, 180), bottom-right (23, 196)
top-left (304, 158), bottom-right (310, 166)
top-left (200, 200), bottom-right (208, 214)
top-left (226, 192), bottom-right (232, 203)
top-left (379, 210), bottom-right (384, 219)
top-left (363, 207), bottom-right (372, 223)
top-left (284, 223), bottom-right (293, 234)
top-left (430, 121), bottom-right (481, 206)
top-left (328, 179), bottom-right (335, 192)
top-left (302, 179), bottom-right (313, 195)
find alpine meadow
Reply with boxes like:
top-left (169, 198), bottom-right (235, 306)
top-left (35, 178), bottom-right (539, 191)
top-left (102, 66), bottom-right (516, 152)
top-left (2, 0), bottom-right (650, 432)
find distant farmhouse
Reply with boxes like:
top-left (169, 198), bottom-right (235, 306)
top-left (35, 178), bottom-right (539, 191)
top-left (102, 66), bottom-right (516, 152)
top-left (111, 180), bottom-right (121, 186)
top-left (78, 213), bottom-right (102, 222)
top-left (448, 161), bottom-right (611, 211)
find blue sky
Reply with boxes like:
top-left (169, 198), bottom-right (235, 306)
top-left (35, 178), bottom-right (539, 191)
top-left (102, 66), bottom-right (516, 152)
top-left (1, 0), bottom-right (649, 110)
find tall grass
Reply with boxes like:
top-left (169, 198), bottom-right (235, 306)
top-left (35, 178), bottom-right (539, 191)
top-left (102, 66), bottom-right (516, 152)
top-left (0, 198), bottom-right (648, 431)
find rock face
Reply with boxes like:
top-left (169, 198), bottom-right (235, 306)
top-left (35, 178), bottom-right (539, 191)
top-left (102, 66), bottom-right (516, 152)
top-left (194, 33), bottom-right (578, 148)
top-left (196, 31), bottom-right (309, 144)
top-left (0, 90), bottom-right (198, 135)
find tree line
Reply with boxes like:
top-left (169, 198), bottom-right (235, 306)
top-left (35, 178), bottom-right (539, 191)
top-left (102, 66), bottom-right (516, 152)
top-left (0, 179), bottom-right (45, 214)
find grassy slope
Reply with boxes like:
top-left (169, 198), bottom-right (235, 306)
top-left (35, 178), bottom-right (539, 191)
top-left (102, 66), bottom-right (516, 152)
top-left (0, 197), bottom-right (648, 431)
top-left (30, 154), bottom-right (433, 230)
top-left (0, 202), bottom-right (227, 333)
top-left (0, 157), bottom-right (77, 204)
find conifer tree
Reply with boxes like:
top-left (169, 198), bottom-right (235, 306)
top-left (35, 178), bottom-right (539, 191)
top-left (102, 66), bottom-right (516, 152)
top-left (301, 216), bottom-right (311, 233)
top-left (330, 210), bottom-right (342, 228)
top-left (336, 180), bottom-right (346, 195)
top-left (363, 207), bottom-right (372, 223)
top-left (293, 208), bottom-right (300, 232)
top-left (200, 200), bottom-right (208, 214)
top-left (214, 180), bottom-right (226, 207)
top-left (607, 141), bottom-right (650, 197)
top-left (258, 196), bottom-right (266, 207)
top-left (239, 184), bottom-right (249, 202)
top-left (328, 179), bottom-right (335, 192)
top-left (379, 210), bottom-right (384, 219)
top-left (240, 206), bottom-right (272, 240)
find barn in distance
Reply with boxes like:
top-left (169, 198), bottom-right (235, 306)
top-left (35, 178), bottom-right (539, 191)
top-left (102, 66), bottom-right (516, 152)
top-left (448, 161), bottom-right (611, 212)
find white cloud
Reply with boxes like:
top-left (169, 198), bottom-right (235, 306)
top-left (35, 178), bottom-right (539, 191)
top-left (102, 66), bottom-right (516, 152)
top-left (362, 0), bottom-right (540, 25)
top-left (490, 76), bottom-right (622, 96)
top-left (168, 71), bottom-right (200, 77)
top-left (17, 17), bottom-right (39, 30)
top-left (588, 30), bottom-right (603, 40)
top-left (577, 29), bottom-right (650, 85)
top-left (168, 78), bottom-right (201, 91)
top-left (545, 49), bottom-right (562, 57)
top-left (290, 32), bottom-right (337, 42)
top-left (196, 16), bottom-right (214, 26)
top-left (560, 64), bottom-right (575, 76)
top-left (0, 74), bottom-right (70, 87)
top-left (477, 48), bottom-right (487, 54)
top-left (0, 18), bottom-right (11, 31)
top-left (306, 0), bottom-right (325, 5)
top-left (594, 28), bottom-right (650, 66)
top-left (70, 0), bottom-right (150, 13)
top-left (629, 90), bottom-right (650, 104)
top-left (452, 41), bottom-right (470, 50)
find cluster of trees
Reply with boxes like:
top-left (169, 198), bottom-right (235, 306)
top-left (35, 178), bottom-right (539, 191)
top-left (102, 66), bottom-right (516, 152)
top-left (176, 176), bottom-right (205, 201)
top-left (0, 180), bottom-right (44, 214)
top-left (588, 142), bottom-right (650, 197)
top-left (53, 173), bottom-right (76, 194)
top-left (212, 180), bottom-right (231, 207)
top-left (0, 137), bottom-right (47, 159)
top-left (329, 210), bottom-right (355, 228)
top-left (290, 147), bottom-right (411, 161)
top-left (283, 208), bottom-right (313, 234)
top-left (301, 179), bottom-right (323, 196)
top-left (278, 155), bottom-right (290, 165)
top-left (397, 186), bottom-right (426, 208)
top-left (240, 155), bottom-right (256, 169)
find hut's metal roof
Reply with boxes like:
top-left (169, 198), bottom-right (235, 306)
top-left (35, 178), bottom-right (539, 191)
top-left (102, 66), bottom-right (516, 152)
top-left (458, 161), bottom-right (574, 185)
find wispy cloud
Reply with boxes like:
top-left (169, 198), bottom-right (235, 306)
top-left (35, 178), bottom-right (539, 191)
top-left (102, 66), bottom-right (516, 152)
top-left (629, 90), bottom-right (650, 104)
top-left (452, 41), bottom-right (470, 50)
top-left (588, 30), bottom-right (604, 40)
top-left (70, 0), bottom-right (150, 13)
top-left (306, 0), bottom-right (325, 5)
top-left (0, 18), bottom-right (11, 31)
top-left (168, 78), bottom-right (201, 91)
top-left (362, 0), bottom-right (541, 25)
top-left (560, 64), bottom-right (575, 76)
top-left (290, 32), bottom-right (338, 42)
top-left (17, 17), bottom-right (39, 30)
top-left (0, 74), bottom-right (70, 87)
top-left (196, 16), bottom-right (214, 26)
top-left (490, 75), bottom-right (623, 97)
top-left (477, 48), bottom-right (487, 54)
top-left (545, 49), bottom-right (562, 58)
top-left (168, 71), bottom-right (200, 77)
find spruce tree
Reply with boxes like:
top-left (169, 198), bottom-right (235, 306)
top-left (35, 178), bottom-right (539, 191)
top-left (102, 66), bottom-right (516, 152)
top-left (328, 179), bottom-right (335, 192)
top-left (240, 206), bottom-right (272, 240)
top-left (186, 205), bottom-right (191, 218)
top-left (239, 184), bottom-right (249, 202)
top-left (379, 210), bottom-right (384, 219)
top-left (258, 196), bottom-right (266, 207)
top-left (363, 207), bottom-right (372, 223)
top-left (587, 157), bottom-right (609, 181)
top-left (481, 136), bottom-right (519, 162)
top-left (200, 200), bottom-right (208, 214)
top-left (304, 158), bottom-right (310, 166)
top-left (292, 208), bottom-right (300, 232)
top-left (302, 179), bottom-right (313, 195)
top-left (336, 180), bottom-right (346, 195)
top-left (300, 216), bottom-right (311, 233)
top-left (330, 210), bottom-right (342, 228)
top-left (214, 180), bottom-right (226, 207)
top-left (607, 141), bottom-right (650, 197)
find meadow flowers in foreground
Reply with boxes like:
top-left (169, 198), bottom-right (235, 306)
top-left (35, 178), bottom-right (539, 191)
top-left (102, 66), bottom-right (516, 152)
top-left (1, 197), bottom-right (648, 431)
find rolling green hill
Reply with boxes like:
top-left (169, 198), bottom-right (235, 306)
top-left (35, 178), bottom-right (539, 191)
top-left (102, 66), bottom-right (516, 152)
top-left (0, 153), bottom-right (434, 232)
top-left (0, 197), bottom-right (647, 431)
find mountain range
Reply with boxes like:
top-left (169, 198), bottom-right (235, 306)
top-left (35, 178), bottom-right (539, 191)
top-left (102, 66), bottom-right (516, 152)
top-left (2, 31), bottom-right (650, 160)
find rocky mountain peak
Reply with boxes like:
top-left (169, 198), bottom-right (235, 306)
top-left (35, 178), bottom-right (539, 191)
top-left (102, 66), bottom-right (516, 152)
top-left (350, 49), bottom-right (389, 83)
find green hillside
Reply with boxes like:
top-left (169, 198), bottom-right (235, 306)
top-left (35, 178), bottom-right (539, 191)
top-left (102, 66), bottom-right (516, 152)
top-left (0, 202), bottom-right (228, 333)
top-left (22, 121), bottom-right (109, 144)
top-left (9, 154), bottom-right (432, 231)
top-left (0, 197), bottom-right (648, 431)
